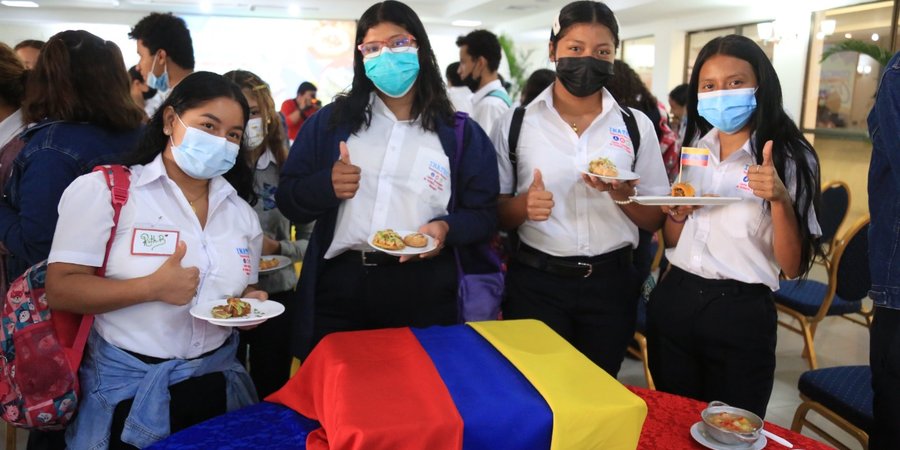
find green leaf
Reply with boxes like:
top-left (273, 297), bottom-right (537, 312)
top-left (820, 39), bottom-right (892, 67)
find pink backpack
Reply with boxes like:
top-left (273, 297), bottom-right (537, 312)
top-left (0, 165), bottom-right (130, 430)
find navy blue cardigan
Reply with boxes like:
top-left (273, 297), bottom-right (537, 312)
top-left (276, 103), bottom-right (499, 358)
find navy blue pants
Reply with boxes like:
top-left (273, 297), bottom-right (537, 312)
top-left (646, 266), bottom-right (776, 418)
top-left (870, 306), bottom-right (900, 450)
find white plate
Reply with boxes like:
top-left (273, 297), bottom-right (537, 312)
top-left (190, 298), bottom-right (285, 327)
top-left (690, 422), bottom-right (767, 450)
top-left (580, 168), bottom-right (641, 183)
top-left (631, 196), bottom-right (742, 206)
top-left (259, 255), bottom-right (292, 273)
top-left (368, 230), bottom-right (436, 256)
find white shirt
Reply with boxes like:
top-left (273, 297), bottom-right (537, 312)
top-left (325, 94), bottom-right (451, 258)
top-left (447, 86), bottom-right (473, 114)
top-left (256, 148), bottom-right (276, 170)
top-left (144, 90), bottom-right (167, 119)
top-left (471, 79), bottom-right (510, 136)
top-left (492, 86), bottom-right (670, 257)
top-left (0, 109), bottom-right (26, 149)
top-left (49, 154), bottom-right (263, 359)
top-left (665, 129), bottom-right (822, 290)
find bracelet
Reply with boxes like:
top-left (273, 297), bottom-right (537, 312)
top-left (612, 186), bottom-right (637, 205)
top-left (667, 213), bottom-right (688, 223)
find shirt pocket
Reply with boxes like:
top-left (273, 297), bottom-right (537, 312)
top-left (408, 147), bottom-right (451, 210)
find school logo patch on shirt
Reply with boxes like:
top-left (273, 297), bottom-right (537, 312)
top-left (609, 127), bottom-right (633, 153)
top-left (737, 164), bottom-right (753, 193)
top-left (236, 247), bottom-right (252, 275)
top-left (261, 183), bottom-right (277, 211)
top-left (424, 161), bottom-right (450, 192)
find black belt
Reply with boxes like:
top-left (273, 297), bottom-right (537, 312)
top-left (666, 266), bottom-right (770, 296)
top-left (339, 250), bottom-right (402, 266)
top-left (514, 244), bottom-right (632, 278)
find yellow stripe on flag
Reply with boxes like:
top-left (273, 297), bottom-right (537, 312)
top-left (469, 320), bottom-right (647, 450)
top-left (681, 146), bottom-right (709, 156)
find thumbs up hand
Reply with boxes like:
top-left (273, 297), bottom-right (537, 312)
top-left (526, 169), bottom-right (554, 221)
top-left (332, 141), bottom-right (361, 200)
top-left (152, 241), bottom-right (201, 306)
top-left (747, 140), bottom-right (789, 204)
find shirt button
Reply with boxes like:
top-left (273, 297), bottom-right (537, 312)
top-left (193, 342), bottom-right (200, 348)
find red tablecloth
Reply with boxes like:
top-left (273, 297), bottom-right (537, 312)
top-left (628, 386), bottom-right (833, 449)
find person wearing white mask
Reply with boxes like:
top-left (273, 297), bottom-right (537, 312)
top-left (129, 12), bottom-right (195, 118)
top-left (646, 35), bottom-right (823, 418)
top-left (45, 72), bottom-right (265, 449)
top-left (224, 69), bottom-right (311, 398)
top-left (276, 0), bottom-right (499, 360)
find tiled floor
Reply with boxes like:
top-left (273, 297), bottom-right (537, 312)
top-left (618, 263), bottom-right (871, 449)
top-left (4, 268), bottom-right (870, 450)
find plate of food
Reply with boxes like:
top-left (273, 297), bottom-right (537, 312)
top-left (259, 255), bottom-right (292, 273)
top-left (580, 157), bottom-right (640, 183)
top-left (190, 297), bottom-right (284, 327)
top-left (631, 182), bottom-right (740, 206)
top-left (368, 229), bottom-right (436, 256)
top-left (690, 422), bottom-right (766, 450)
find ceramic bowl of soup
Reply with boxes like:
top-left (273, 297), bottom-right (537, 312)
top-left (700, 401), bottom-right (763, 445)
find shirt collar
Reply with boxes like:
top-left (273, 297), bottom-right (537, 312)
top-left (696, 128), bottom-right (755, 161)
top-left (532, 85), bottom-right (624, 121)
top-left (471, 79), bottom-right (505, 103)
top-left (133, 153), bottom-right (238, 201)
top-left (369, 92), bottom-right (418, 124)
top-left (255, 148), bottom-right (276, 170)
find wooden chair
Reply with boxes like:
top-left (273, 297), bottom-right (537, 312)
top-left (774, 215), bottom-right (871, 369)
top-left (792, 365), bottom-right (873, 450)
top-left (627, 231), bottom-right (665, 390)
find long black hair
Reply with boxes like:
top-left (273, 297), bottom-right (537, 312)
top-left (606, 60), bottom-right (663, 139)
top-left (124, 71), bottom-right (256, 204)
top-left (684, 34), bottom-right (823, 277)
top-left (329, 0), bottom-right (454, 134)
top-left (550, 1), bottom-right (619, 50)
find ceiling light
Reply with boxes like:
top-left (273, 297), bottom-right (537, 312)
top-left (451, 20), bottom-right (481, 27)
top-left (1, 1), bottom-right (39, 7)
top-left (199, 0), bottom-right (212, 13)
top-left (820, 19), bottom-right (836, 36)
top-left (871, 33), bottom-right (879, 41)
top-left (756, 22), bottom-right (775, 41)
top-left (288, 3), bottom-right (300, 16)
top-left (844, 33), bottom-right (852, 39)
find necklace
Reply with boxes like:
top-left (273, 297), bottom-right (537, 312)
top-left (571, 122), bottom-right (578, 133)
top-left (186, 187), bottom-right (208, 212)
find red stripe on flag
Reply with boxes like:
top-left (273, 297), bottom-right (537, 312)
top-left (267, 328), bottom-right (463, 450)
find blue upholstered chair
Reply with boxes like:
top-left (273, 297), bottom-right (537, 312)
top-left (792, 365), bottom-right (873, 449)
top-left (627, 231), bottom-right (665, 390)
top-left (774, 215), bottom-right (870, 369)
top-left (818, 181), bottom-right (851, 265)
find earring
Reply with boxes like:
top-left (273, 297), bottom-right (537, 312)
top-left (164, 129), bottom-right (170, 136)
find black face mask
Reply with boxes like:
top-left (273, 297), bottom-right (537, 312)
top-left (555, 57), bottom-right (614, 98)
top-left (462, 72), bottom-right (481, 93)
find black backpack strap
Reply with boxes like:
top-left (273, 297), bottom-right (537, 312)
top-left (507, 106), bottom-right (526, 193)
top-left (620, 107), bottom-right (641, 171)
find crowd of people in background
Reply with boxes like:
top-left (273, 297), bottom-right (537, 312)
top-left (0, 0), bottom-right (896, 449)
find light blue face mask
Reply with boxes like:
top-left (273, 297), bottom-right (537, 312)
top-left (363, 48), bottom-right (420, 98)
top-left (696, 87), bottom-right (757, 134)
top-left (146, 53), bottom-right (169, 93)
top-left (170, 115), bottom-right (239, 180)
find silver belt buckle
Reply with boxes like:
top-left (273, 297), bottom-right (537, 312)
top-left (578, 261), bottom-right (593, 278)
top-left (361, 252), bottom-right (378, 267)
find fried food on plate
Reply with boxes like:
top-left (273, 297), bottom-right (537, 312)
top-left (372, 229), bottom-right (406, 251)
top-left (403, 232), bottom-right (428, 248)
top-left (589, 157), bottom-right (618, 177)
top-left (211, 297), bottom-right (252, 319)
top-left (671, 182), bottom-right (696, 197)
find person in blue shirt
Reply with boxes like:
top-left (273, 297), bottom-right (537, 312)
top-left (276, 0), bottom-right (499, 360)
top-left (0, 29), bottom-right (145, 450)
top-left (867, 50), bottom-right (900, 450)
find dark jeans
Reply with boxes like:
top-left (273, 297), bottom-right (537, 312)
top-left (646, 266), bottom-right (776, 418)
top-left (239, 289), bottom-right (295, 398)
top-left (502, 252), bottom-right (639, 377)
top-left (108, 371), bottom-right (227, 450)
top-left (870, 306), bottom-right (900, 450)
top-left (311, 251), bottom-right (458, 348)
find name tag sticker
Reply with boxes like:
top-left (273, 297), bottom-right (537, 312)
top-left (131, 228), bottom-right (179, 255)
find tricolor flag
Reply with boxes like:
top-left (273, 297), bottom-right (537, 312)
top-left (268, 320), bottom-right (648, 450)
top-left (680, 147), bottom-right (710, 167)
